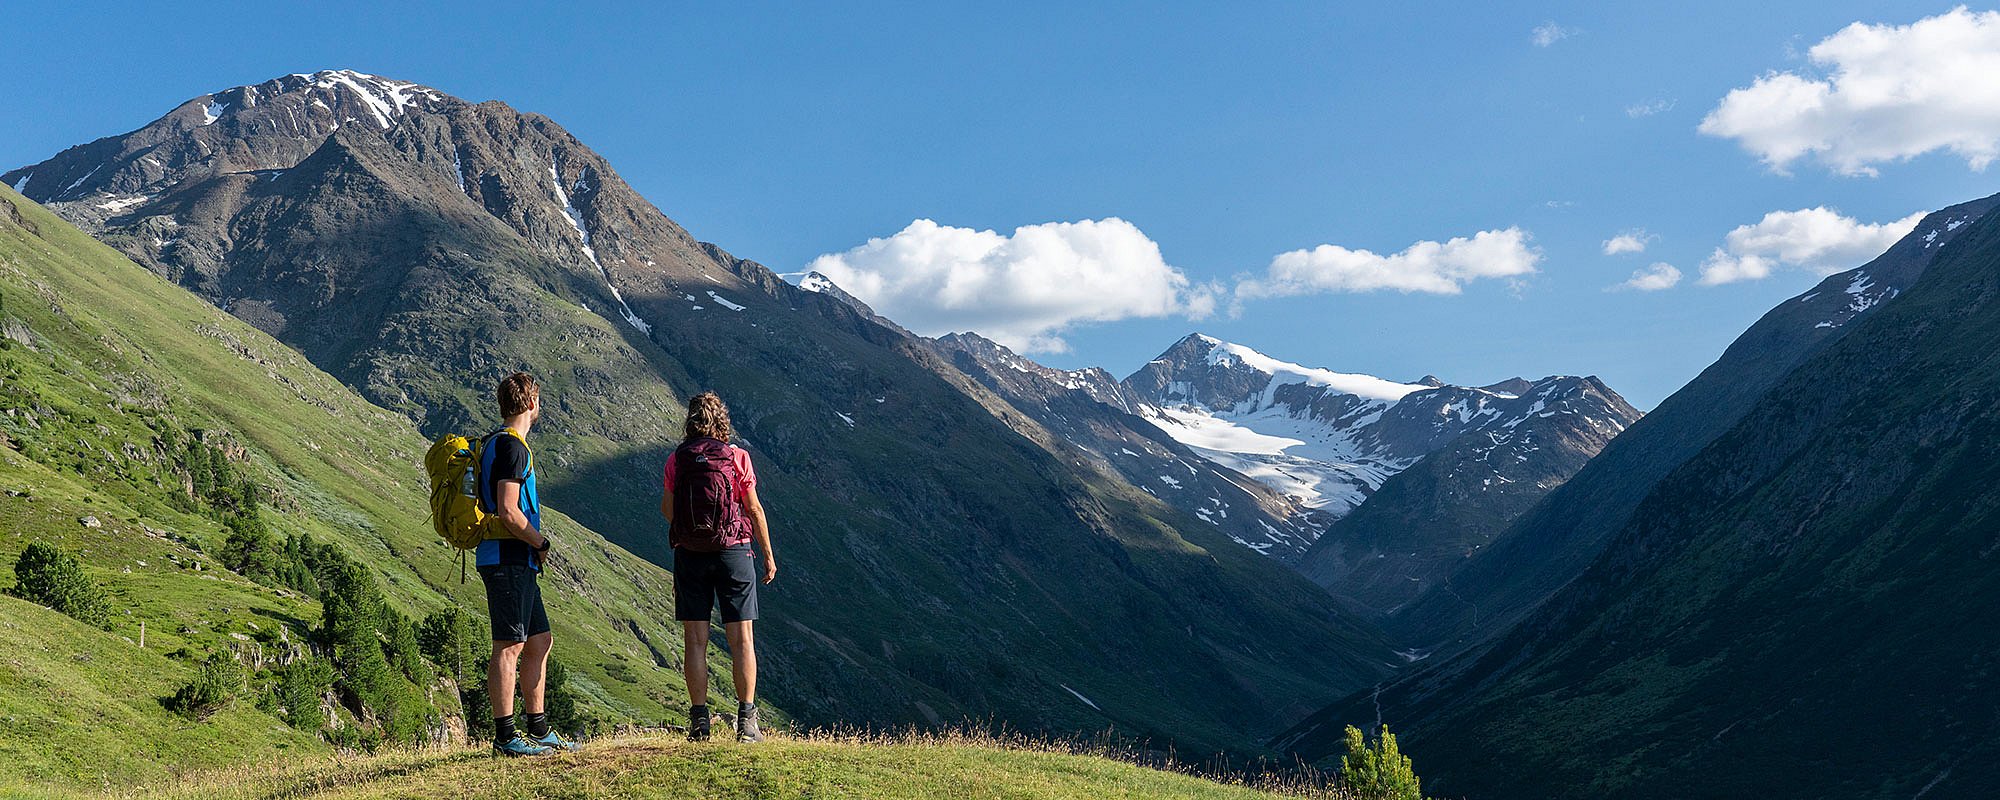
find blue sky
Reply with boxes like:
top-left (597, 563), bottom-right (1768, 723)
top-left (2, 1), bottom-right (1992, 408)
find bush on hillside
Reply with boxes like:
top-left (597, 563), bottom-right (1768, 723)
top-left (9, 540), bottom-right (112, 629)
top-left (169, 650), bottom-right (246, 720)
top-left (262, 655), bottom-right (337, 730)
top-left (1341, 724), bottom-right (1423, 800)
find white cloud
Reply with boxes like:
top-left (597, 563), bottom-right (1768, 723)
top-left (1697, 207), bottom-right (1925, 285)
top-left (1699, 7), bottom-right (2000, 175)
top-left (1612, 262), bottom-right (1682, 292)
top-left (803, 218), bottom-right (1215, 353)
top-left (1235, 227), bottom-right (1541, 306)
top-left (1602, 230), bottom-right (1652, 255)
top-left (1532, 21), bottom-right (1578, 47)
top-left (1625, 98), bottom-right (1674, 118)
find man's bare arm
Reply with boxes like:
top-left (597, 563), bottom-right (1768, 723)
top-left (496, 480), bottom-right (546, 550)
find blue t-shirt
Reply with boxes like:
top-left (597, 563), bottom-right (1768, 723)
top-left (475, 431), bottom-right (540, 568)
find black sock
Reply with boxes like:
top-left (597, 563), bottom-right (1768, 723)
top-left (494, 714), bottom-right (516, 744)
top-left (691, 703), bottom-right (708, 723)
top-left (739, 700), bottom-right (755, 714)
top-left (525, 712), bottom-right (550, 738)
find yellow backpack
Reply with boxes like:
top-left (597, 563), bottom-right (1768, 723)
top-left (427, 430), bottom-right (532, 583)
top-left (425, 432), bottom-right (494, 551)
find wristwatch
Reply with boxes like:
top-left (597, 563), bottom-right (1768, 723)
top-left (535, 538), bottom-right (551, 553)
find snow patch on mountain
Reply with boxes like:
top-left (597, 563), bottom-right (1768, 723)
top-left (549, 165), bottom-right (650, 334)
top-left (1059, 684), bottom-right (1102, 711)
top-left (94, 195), bottom-right (151, 213)
top-left (300, 70), bottom-right (442, 129)
top-left (1145, 404), bottom-right (1401, 512)
top-left (10, 173), bottom-right (28, 193)
top-left (61, 164), bottom-right (102, 199)
top-left (798, 272), bottom-right (835, 293)
top-left (202, 100), bottom-right (227, 126)
top-left (707, 291), bottom-right (746, 311)
top-left (1198, 334), bottom-right (1423, 404)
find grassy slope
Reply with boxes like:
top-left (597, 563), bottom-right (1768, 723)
top-left (0, 186), bottom-right (749, 789)
top-left (14, 734), bottom-right (1317, 800)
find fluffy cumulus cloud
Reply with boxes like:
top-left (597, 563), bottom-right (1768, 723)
top-left (1602, 229), bottom-right (1652, 255)
top-left (1234, 228), bottom-right (1541, 305)
top-left (803, 218), bottom-right (1215, 353)
top-left (1700, 7), bottom-right (2000, 175)
top-left (1532, 21), bottom-right (1577, 47)
top-left (1698, 207), bottom-right (1925, 285)
top-left (1613, 262), bottom-right (1683, 292)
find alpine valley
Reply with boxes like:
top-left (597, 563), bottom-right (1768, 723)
top-left (13, 66), bottom-right (1992, 800)
top-left (4, 70), bottom-right (1423, 763)
top-left (1273, 194), bottom-right (2000, 798)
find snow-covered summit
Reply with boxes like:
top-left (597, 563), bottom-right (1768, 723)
top-left (1192, 334), bottom-right (1424, 403)
top-left (270, 70), bottom-right (452, 129)
top-left (1123, 333), bottom-right (1636, 523)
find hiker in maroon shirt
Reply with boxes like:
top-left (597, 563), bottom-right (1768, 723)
top-left (660, 391), bottom-right (776, 743)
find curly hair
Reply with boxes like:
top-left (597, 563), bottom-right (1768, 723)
top-left (684, 391), bottom-right (733, 442)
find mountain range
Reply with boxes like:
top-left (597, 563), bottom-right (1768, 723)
top-left (25, 66), bottom-right (1977, 799)
top-left (3, 70), bottom-right (1400, 755)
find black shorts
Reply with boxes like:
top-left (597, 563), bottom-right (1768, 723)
top-left (674, 545), bottom-right (759, 623)
top-left (479, 564), bottom-right (551, 642)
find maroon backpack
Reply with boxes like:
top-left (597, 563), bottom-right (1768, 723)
top-left (671, 437), bottom-right (750, 551)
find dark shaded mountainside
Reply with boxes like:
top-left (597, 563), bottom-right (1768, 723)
top-left (1382, 192), bottom-right (2000, 657)
top-left (6, 70), bottom-right (1397, 754)
top-left (1295, 373), bottom-right (1636, 619)
top-left (1276, 193), bottom-right (2000, 799)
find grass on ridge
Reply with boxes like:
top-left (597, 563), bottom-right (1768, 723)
top-left (13, 731), bottom-right (1361, 800)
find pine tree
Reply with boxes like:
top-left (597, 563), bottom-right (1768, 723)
top-left (10, 540), bottom-right (112, 629)
top-left (1341, 724), bottom-right (1423, 800)
top-left (168, 650), bottom-right (245, 720)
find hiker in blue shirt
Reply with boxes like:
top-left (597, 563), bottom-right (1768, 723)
top-left (478, 371), bottom-right (580, 756)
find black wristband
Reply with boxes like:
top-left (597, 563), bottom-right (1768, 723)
top-left (534, 538), bottom-right (551, 552)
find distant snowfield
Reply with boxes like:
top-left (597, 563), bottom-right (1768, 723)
top-left (1145, 404), bottom-right (1408, 513)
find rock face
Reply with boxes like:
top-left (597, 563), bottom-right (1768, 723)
top-left (1274, 193), bottom-right (2000, 799)
top-left (1380, 192), bottom-right (2000, 656)
top-left (1120, 335), bottom-right (1639, 582)
top-left (7, 70), bottom-right (1399, 755)
top-left (1297, 375), bottom-right (1638, 618)
top-left (928, 331), bottom-right (1327, 560)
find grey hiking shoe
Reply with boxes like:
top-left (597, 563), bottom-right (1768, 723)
top-left (688, 708), bottom-right (712, 742)
top-left (736, 705), bottom-right (764, 743)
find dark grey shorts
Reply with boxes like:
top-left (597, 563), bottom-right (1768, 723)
top-left (479, 564), bottom-right (551, 642)
top-left (674, 545), bottom-right (759, 623)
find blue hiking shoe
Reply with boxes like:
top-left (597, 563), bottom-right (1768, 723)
top-left (494, 735), bottom-right (553, 757)
top-left (532, 730), bottom-right (582, 752)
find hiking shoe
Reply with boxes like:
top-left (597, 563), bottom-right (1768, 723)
top-left (736, 706), bottom-right (764, 743)
top-left (688, 712), bottom-right (712, 742)
top-left (494, 736), bottom-right (553, 757)
top-left (532, 730), bottom-right (582, 753)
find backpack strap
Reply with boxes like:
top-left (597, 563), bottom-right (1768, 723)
top-left (476, 428), bottom-right (537, 535)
